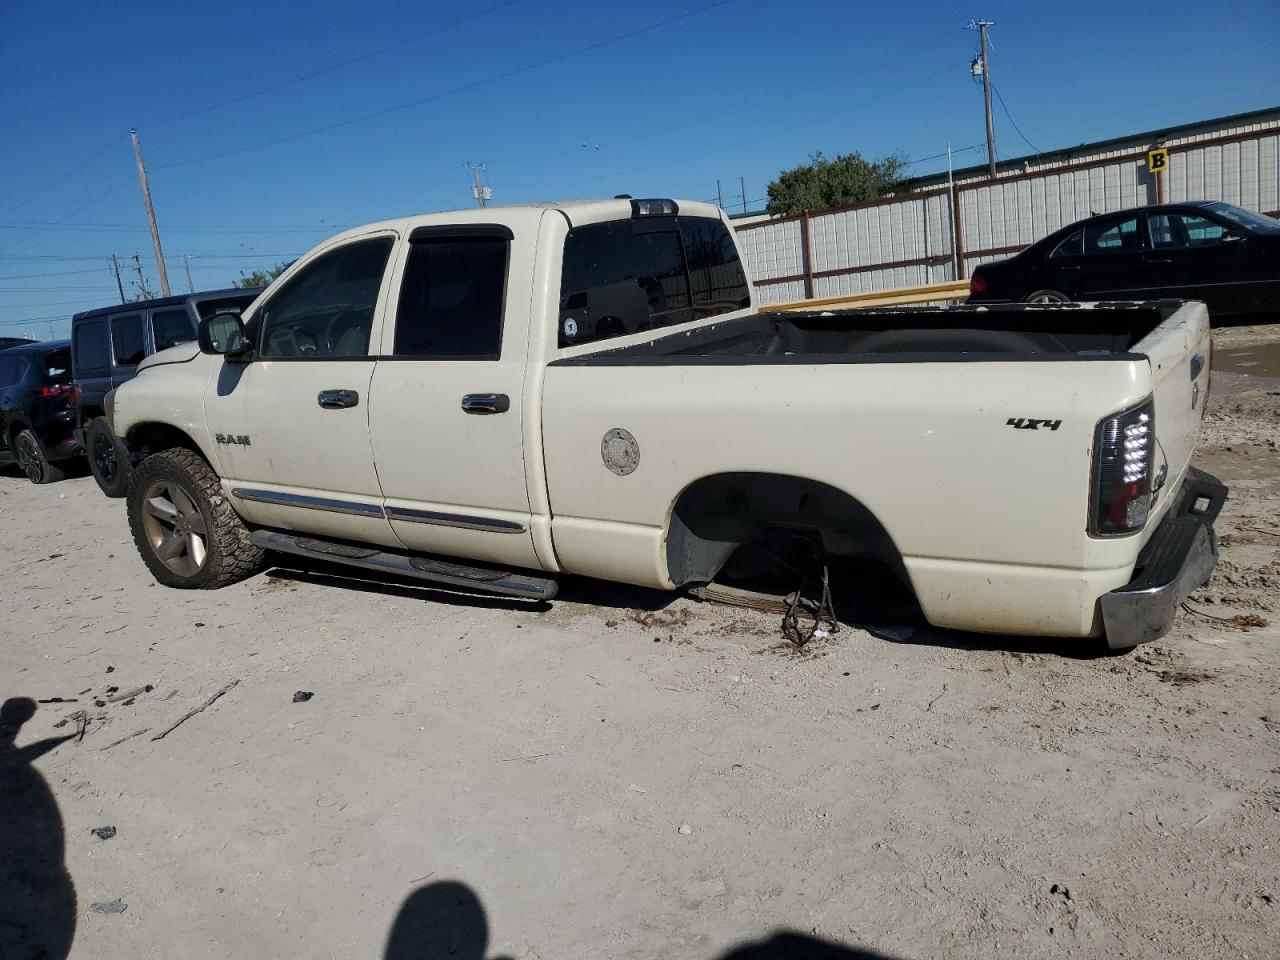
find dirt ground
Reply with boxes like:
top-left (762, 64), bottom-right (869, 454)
top-left (2, 324), bottom-right (1277, 960)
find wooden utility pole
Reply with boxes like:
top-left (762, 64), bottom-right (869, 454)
top-left (972, 20), bottom-right (998, 178)
top-left (111, 254), bottom-right (126, 304)
top-left (183, 255), bottom-right (195, 293)
top-left (131, 251), bottom-right (147, 298)
top-left (130, 128), bottom-right (170, 297)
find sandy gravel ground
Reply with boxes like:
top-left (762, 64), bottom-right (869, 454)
top-left (2, 325), bottom-right (1277, 960)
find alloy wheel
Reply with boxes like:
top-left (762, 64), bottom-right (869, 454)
top-left (15, 432), bottom-right (42, 483)
top-left (139, 480), bottom-right (209, 577)
top-left (91, 431), bottom-right (118, 486)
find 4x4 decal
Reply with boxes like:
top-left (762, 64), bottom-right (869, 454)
top-left (1006, 418), bottom-right (1062, 431)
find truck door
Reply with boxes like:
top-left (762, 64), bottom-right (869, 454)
top-left (204, 233), bottom-right (400, 546)
top-left (367, 225), bottom-right (542, 570)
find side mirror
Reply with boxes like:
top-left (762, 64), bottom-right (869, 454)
top-left (198, 312), bottom-right (252, 360)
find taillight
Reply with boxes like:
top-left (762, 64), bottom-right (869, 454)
top-left (969, 272), bottom-right (988, 296)
top-left (36, 384), bottom-right (71, 398)
top-left (1091, 399), bottom-right (1155, 536)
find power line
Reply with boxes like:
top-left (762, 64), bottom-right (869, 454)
top-left (142, 0), bottom-right (525, 129)
top-left (0, 266), bottom-right (111, 280)
top-left (992, 84), bottom-right (1042, 154)
top-left (153, 0), bottom-right (737, 171)
top-left (0, 134), bottom-right (128, 220)
top-left (0, 176), bottom-right (137, 254)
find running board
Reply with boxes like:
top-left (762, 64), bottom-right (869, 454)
top-left (249, 530), bottom-right (558, 600)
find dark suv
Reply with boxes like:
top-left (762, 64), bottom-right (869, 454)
top-left (0, 340), bottom-right (78, 484)
top-left (72, 288), bottom-right (261, 496)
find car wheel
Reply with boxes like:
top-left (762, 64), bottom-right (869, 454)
top-left (14, 428), bottom-right (64, 485)
top-left (126, 448), bottom-right (264, 589)
top-left (85, 417), bottom-right (131, 498)
top-left (1024, 289), bottom-right (1071, 303)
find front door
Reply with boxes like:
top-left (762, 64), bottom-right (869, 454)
top-left (204, 233), bottom-right (400, 546)
top-left (1142, 209), bottom-right (1250, 313)
top-left (367, 225), bottom-right (542, 570)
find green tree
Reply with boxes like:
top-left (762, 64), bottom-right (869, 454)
top-left (765, 151), bottom-right (907, 216)
top-left (235, 261), bottom-right (292, 289)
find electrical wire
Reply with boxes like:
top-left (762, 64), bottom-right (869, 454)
top-left (0, 176), bottom-right (137, 254)
top-left (141, 0), bottom-right (525, 128)
top-left (153, 0), bottom-right (738, 171)
top-left (0, 134), bottom-right (128, 220)
top-left (992, 84), bottom-right (1043, 155)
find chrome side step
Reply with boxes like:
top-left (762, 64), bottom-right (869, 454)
top-left (249, 530), bottom-right (558, 600)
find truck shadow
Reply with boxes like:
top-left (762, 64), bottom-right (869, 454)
top-left (0, 698), bottom-right (77, 960)
top-left (384, 879), bottom-right (904, 959)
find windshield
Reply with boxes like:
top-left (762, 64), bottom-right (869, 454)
top-left (1207, 202), bottom-right (1280, 234)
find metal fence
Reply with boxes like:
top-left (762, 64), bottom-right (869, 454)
top-left (734, 107), bottom-right (1280, 305)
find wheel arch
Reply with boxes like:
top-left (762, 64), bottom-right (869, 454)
top-left (663, 471), bottom-right (911, 588)
top-left (124, 421), bottom-right (212, 465)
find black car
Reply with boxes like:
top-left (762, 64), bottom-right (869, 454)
top-left (0, 340), bottom-right (78, 484)
top-left (72, 288), bottom-right (261, 496)
top-left (968, 201), bottom-right (1280, 315)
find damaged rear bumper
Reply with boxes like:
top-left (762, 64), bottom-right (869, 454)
top-left (1100, 467), bottom-right (1228, 650)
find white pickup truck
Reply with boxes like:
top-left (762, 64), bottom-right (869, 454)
top-left (108, 198), bottom-right (1226, 649)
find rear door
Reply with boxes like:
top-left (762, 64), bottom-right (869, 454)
top-left (1075, 213), bottom-right (1146, 299)
top-left (367, 225), bottom-right (542, 570)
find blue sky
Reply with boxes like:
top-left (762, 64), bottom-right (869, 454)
top-left (1, 0), bottom-right (1277, 339)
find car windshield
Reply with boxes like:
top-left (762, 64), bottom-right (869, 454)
top-left (1206, 202), bottom-right (1280, 234)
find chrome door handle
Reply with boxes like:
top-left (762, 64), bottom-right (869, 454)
top-left (461, 393), bottom-right (510, 414)
top-left (317, 389), bottom-right (359, 409)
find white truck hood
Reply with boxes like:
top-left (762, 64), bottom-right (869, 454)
top-left (137, 341), bottom-right (201, 372)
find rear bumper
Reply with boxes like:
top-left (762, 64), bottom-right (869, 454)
top-left (1100, 467), bottom-right (1228, 649)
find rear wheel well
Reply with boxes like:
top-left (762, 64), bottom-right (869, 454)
top-left (665, 472), bottom-right (910, 588)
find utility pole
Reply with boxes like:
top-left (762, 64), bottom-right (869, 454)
top-left (183, 255), bottom-right (195, 294)
top-left (130, 128), bottom-right (171, 296)
top-left (947, 143), bottom-right (959, 278)
top-left (111, 255), bottom-right (126, 304)
top-left (131, 251), bottom-right (147, 299)
top-left (969, 20), bottom-right (998, 179)
top-left (716, 179), bottom-right (724, 209)
top-left (467, 162), bottom-right (492, 208)
top-left (739, 176), bottom-right (747, 214)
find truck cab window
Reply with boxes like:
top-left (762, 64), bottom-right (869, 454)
top-left (559, 219), bottom-right (693, 346)
top-left (680, 218), bottom-right (750, 317)
top-left (151, 308), bottom-right (195, 352)
top-left (74, 318), bottom-right (110, 376)
top-left (256, 237), bottom-right (393, 359)
top-left (393, 238), bottom-right (508, 357)
top-left (112, 314), bottom-right (144, 366)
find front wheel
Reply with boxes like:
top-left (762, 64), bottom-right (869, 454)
top-left (1024, 289), bottom-right (1071, 304)
top-left (126, 448), bottom-right (264, 589)
top-left (85, 417), bottom-right (130, 498)
top-left (15, 428), bottom-right (64, 485)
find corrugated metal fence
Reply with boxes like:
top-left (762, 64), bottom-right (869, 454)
top-left (735, 110), bottom-right (1280, 305)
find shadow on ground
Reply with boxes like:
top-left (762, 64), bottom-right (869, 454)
top-left (0, 697), bottom-right (76, 960)
top-left (384, 880), bottom-right (904, 960)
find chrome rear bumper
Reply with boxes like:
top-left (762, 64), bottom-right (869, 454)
top-left (1100, 467), bottom-right (1228, 650)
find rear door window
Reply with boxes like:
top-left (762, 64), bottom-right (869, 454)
top-left (111, 313), bottom-right (145, 366)
top-left (1084, 217), bottom-right (1140, 254)
top-left (151, 308), bottom-right (196, 351)
top-left (393, 237), bottom-right (508, 358)
top-left (0, 355), bottom-right (22, 387)
top-left (73, 319), bottom-right (111, 377)
top-left (1050, 229), bottom-right (1084, 258)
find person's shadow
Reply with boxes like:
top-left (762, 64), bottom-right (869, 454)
top-left (0, 698), bottom-right (77, 960)
top-left (384, 880), bottom-right (902, 960)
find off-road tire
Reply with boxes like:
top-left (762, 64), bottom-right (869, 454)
top-left (127, 448), bottom-right (264, 589)
top-left (15, 427), bottom-right (64, 484)
top-left (85, 416), bottom-right (130, 498)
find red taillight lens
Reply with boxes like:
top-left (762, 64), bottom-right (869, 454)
top-left (36, 384), bottom-right (71, 398)
top-left (969, 272), bottom-right (988, 295)
top-left (1091, 399), bottom-right (1155, 536)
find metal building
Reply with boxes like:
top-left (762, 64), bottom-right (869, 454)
top-left (734, 106), bottom-right (1280, 304)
